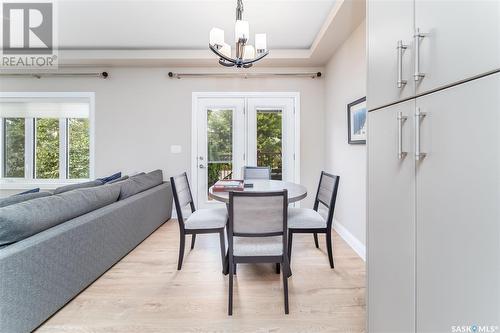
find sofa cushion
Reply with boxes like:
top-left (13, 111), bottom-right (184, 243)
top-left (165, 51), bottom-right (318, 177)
top-left (119, 170), bottom-right (163, 200)
top-left (0, 185), bottom-right (120, 246)
top-left (0, 192), bottom-right (52, 208)
top-left (53, 180), bottom-right (104, 194)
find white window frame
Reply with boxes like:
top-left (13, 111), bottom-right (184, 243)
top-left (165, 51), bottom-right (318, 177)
top-left (191, 92), bottom-right (301, 207)
top-left (0, 92), bottom-right (95, 190)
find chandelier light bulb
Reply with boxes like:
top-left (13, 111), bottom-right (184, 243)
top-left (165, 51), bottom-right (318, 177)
top-left (220, 43), bottom-right (232, 58)
top-left (243, 45), bottom-right (255, 60)
top-left (209, 28), bottom-right (225, 48)
top-left (255, 33), bottom-right (267, 53)
top-left (234, 20), bottom-right (249, 43)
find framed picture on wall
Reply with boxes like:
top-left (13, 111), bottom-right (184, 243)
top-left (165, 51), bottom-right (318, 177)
top-left (347, 97), bottom-right (367, 144)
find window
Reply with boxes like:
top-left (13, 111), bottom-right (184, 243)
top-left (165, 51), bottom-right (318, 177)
top-left (207, 108), bottom-right (233, 191)
top-left (0, 93), bottom-right (94, 184)
top-left (256, 109), bottom-right (282, 180)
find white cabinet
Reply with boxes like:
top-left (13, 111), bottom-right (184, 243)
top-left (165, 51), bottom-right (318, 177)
top-left (367, 0), bottom-right (500, 110)
top-left (367, 0), bottom-right (414, 110)
top-left (415, 73), bottom-right (500, 332)
top-left (368, 73), bottom-right (500, 332)
top-left (414, 0), bottom-right (500, 94)
top-left (368, 99), bottom-right (416, 333)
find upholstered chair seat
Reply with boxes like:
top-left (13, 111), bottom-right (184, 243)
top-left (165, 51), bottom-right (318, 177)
top-left (185, 208), bottom-right (228, 229)
top-left (288, 208), bottom-right (326, 229)
top-left (233, 236), bottom-right (283, 256)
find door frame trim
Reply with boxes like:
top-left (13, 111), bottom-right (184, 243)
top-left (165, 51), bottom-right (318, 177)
top-left (191, 91), bottom-right (301, 207)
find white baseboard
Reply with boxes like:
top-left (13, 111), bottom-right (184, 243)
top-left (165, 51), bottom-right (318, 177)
top-left (333, 219), bottom-right (366, 261)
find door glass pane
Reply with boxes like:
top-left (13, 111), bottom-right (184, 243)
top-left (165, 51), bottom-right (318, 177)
top-left (68, 118), bottom-right (90, 179)
top-left (35, 118), bottom-right (59, 179)
top-left (257, 109), bottom-right (282, 180)
top-left (3, 118), bottom-right (25, 178)
top-left (207, 109), bottom-right (233, 194)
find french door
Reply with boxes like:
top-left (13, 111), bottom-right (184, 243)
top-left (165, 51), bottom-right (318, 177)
top-left (193, 94), bottom-right (298, 208)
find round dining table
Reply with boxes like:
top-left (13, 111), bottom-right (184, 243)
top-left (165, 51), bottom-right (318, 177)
top-left (210, 179), bottom-right (307, 276)
top-left (208, 179), bottom-right (307, 204)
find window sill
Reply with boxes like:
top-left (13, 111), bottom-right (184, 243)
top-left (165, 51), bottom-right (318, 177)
top-left (0, 179), bottom-right (91, 191)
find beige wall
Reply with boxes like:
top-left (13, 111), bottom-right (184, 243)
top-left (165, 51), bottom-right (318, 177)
top-left (0, 68), bottom-right (325, 207)
top-left (324, 21), bottom-right (367, 253)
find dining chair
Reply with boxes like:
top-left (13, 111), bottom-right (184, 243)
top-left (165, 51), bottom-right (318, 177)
top-left (242, 166), bottom-right (271, 180)
top-left (227, 190), bottom-right (291, 315)
top-left (287, 171), bottom-right (340, 268)
top-left (170, 172), bottom-right (227, 270)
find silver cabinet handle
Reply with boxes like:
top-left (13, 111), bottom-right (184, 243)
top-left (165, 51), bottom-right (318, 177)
top-left (397, 111), bottom-right (408, 160)
top-left (414, 28), bottom-right (426, 81)
top-left (415, 108), bottom-right (426, 160)
top-left (397, 40), bottom-right (408, 88)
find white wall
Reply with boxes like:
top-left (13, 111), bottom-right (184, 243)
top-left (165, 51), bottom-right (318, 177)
top-left (324, 21), bottom-right (367, 257)
top-left (0, 68), bottom-right (325, 208)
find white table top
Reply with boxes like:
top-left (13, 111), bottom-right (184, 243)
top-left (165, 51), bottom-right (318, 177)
top-left (208, 179), bottom-right (307, 203)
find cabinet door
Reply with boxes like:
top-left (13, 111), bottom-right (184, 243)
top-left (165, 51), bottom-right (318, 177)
top-left (415, 73), bottom-right (500, 332)
top-left (368, 100), bottom-right (416, 333)
top-left (415, 0), bottom-right (500, 93)
top-left (367, 0), bottom-right (415, 110)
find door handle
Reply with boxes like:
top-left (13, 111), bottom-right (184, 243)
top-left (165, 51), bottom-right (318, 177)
top-left (414, 28), bottom-right (426, 81)
top-left (397, 40), bottom-right (408, 88)
top-left (397, 112), bottom-right (408, 160)
top-left (415, 108), bottom-right (426, 160)
top-left (199, 164), bottom-right (206, 169)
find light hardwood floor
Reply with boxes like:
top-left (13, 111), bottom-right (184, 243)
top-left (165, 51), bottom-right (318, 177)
top-left (36, 219), bottom-right (366, 333)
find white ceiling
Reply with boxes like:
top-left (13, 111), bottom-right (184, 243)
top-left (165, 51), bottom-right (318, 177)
top-left (58, 0), bottom-right (337, 50)
top-left (52, 0), bottom-right (365, 67)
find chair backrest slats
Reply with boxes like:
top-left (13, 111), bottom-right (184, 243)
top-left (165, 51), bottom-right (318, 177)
top-left (314, 172), bottom-right (340, 227)
top-left (317, 173), bottom-right (337, 207)
top-left (229, 191), bottom-right (288, 237)
top-left (232, 195), bottom-right (284, 235)
top-left (170, 172), bottom-right (195, 224)
top-left (242, 166), bottom-right (271, 180)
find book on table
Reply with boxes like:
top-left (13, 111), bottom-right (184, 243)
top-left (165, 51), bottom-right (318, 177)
top-left (212, 179), bottom-right (245, 192)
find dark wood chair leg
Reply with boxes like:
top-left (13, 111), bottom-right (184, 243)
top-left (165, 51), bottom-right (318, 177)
top-left (276, 263), bottom-right (280, 274)
top-left (313, 233), bottom-right (319, 248)
top-left (283, 263), bottom-right (289, 314)
top-left (228, 259), bottom-right (234, 316)
top-left (287, 232), bottom-right (293, 264)
top-left (234, 263), bottom-right (237, 275)
top-left (219, 230), bottom-right (225, 269)
top-left (177, 233), bottom-right (185, 270)
top-left (326, 231), bottom-right (334, 269)
top-left (190, 234), bottom-right (196, 250)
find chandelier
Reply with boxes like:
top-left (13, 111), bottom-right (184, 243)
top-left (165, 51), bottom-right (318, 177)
top-left (209, 0), bottom-right (269, 68)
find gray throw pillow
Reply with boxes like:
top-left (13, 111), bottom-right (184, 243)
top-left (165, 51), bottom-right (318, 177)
top-left (53, 179), bottom-right (104, 194)
top-left (0, 192), bottom-right (52, 208)
top-left (119, 169), bottom-right (163, 200)
top-left (0, 185), bottom-right (120, 246)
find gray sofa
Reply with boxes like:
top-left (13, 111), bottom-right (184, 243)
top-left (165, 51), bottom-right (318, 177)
top-left (0, 178), bottom-right (172, 333)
